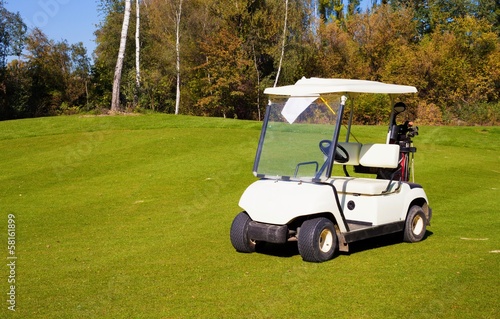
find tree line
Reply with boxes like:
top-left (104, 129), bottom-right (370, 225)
top-left (1, 0), bottom-right (499, 124)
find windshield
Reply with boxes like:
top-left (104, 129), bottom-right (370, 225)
top-left (254, 95), bottom-right (343, 182)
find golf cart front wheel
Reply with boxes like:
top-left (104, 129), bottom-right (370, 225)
top-left (298, 217), bottom-right (337, 262)
top-left (230, 212), bottom-right (256, 253)
top-left (403, 205), bottom-right (427, 243)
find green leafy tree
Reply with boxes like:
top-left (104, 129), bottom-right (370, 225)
top-left (143, 0), bottom-right (187, 113)
top-left (21, 29), bottom-right (91, 116)
top-left (0, 5), bottom-right (26, 68)
top-left (0, 1), bottom-right (27, 119)
top-left (196, 26), bottom-right (252, 118)
top-left (2, 59), bottom-right (31, 119)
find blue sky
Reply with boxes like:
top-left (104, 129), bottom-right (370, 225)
top-left (5, 0), bottom-right (100, 57)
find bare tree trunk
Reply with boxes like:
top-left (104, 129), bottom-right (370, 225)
top-left (174, 0), bottom-right (183, 115)
top-left (134, 0), bottom-right (141, 106)
top-left (252, 43), bottom-right (261, 121)
top-left (111, 0), bottom-right (132, 112)
top-left (274, 0), bottom-right (288, 88)
top-left (85, 79), bottom-right (89, 107)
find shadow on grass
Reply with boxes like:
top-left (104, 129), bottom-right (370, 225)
top-left (254, 230), bottom-right (434, 259)
top-left (347, 230), bottom-right (434, 255)
top-left (256, 241), bottom-right (299, 258)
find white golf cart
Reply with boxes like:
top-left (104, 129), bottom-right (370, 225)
top-left (230, 78), bottom-right (432, 262)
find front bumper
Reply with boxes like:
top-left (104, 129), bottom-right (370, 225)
top-left (247, 221), bottom-right (288, 244)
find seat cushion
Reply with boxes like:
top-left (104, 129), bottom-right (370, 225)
top-left (359, 143), bottom-right (399, 168)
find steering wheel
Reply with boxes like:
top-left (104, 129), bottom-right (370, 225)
top-left (319, 140), bottom-right (349, 164)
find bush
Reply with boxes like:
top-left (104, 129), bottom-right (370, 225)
top-left (416, 101), bottom-right (444, 125)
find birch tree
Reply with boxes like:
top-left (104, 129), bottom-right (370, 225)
top-left (274, 0), bottom-right (288, 87)
top-left (174, 0), bottom-right (183, 115)
top-left (111, 0), bottom-right (132, 112)
top-left (135, 0), bottom-right (141, 105)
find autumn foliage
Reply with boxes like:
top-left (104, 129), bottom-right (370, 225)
top-left (1, 0), bottom-right (499, 125)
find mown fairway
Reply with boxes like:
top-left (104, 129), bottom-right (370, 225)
top-left (0, 114), bottom-right (498, 318)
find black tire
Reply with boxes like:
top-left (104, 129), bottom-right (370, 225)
top-left (230, 212), bottom-right (256, 253)
top-left (298, 217), bottom-right (337, 262)
top-left (403, 205), bottom-right (427, 243)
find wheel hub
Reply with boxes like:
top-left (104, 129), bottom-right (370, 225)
top-left (412, 215), bottom-right (424, 235)
top-left (319, 229), bottom-right (333, 253)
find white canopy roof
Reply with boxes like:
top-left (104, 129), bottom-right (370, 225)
top-left (264, 77), bottom-right (417, 96)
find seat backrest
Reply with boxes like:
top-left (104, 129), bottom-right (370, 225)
top-left (335, 142), bottom-right (362, 166)
top-left (359, 143), bottom-right (399, 168)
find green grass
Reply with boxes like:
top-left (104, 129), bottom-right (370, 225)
top-left (0, 114), bottom-right (498, 318)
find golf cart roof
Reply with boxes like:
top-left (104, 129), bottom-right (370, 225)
top-left (264, 77), bottom-right (417, 97)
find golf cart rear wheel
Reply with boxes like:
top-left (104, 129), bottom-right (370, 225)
top-left (403, 205), bottom-right (427, 243)
top-left (298, 217), bottom-right (337, 262)
top-left (230, 212), bottom-right (256, 253)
